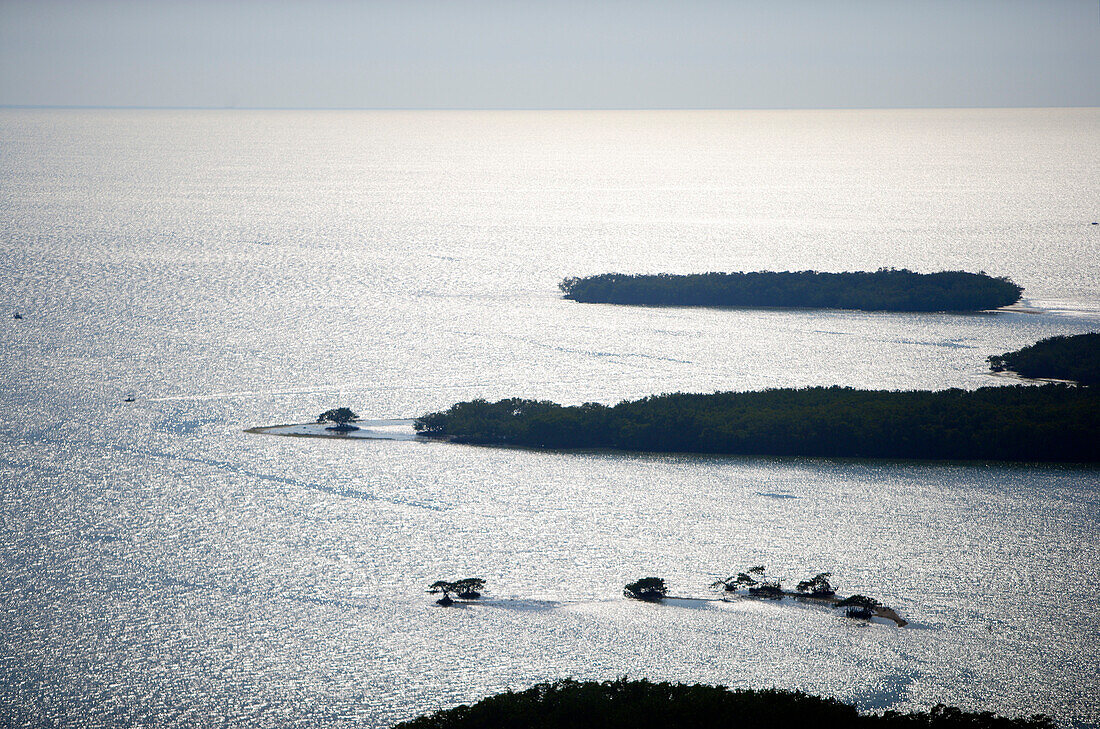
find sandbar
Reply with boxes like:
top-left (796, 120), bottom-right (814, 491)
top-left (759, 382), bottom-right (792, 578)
top-left (245, 418), bottom-right (424, 441)
top-left (657, 593), bottom-right (907, 627)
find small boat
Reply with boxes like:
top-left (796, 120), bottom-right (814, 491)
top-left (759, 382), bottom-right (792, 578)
top-left (12, 312), bottom-right (23, 320)
top-left (124, 394), bottom-right (136, 402)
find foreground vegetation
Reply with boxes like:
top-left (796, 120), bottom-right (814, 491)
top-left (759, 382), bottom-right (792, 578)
top-left (393, 678), bottom-right (1053, 729)
top-left (988, 332), bottom-right (1100, 385)
top-left (559, 269), bottom-right (1023, 312)
top-left (413, 385), bottom-right (1099, 462)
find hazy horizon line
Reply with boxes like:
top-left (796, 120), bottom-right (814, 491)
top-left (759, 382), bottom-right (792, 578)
top-left (4, 104), bottom-right (1099, 112)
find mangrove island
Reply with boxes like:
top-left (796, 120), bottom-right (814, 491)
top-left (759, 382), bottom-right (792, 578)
top-left (413, 385), bottom-right (1099, 463)
top-left (989, 332), bottom-right (1099, 386)
top-left (559, 269), bottom-right (1023, 312)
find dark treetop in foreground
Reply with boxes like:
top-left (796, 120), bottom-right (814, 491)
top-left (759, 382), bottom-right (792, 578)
top-left (988, 332), bottom-right (1100, 386)
top-left (559, 269), bottom-right (1023, 312)
top-left (413, 385), bottom-right (1099, 463)
top-left (392, 678), bottom-right (1053, 729)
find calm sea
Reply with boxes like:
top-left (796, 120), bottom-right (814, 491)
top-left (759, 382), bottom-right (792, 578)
top-left (1, 108), bottom-right (1099, 727)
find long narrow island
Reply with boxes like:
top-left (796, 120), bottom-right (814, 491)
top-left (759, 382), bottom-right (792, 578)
top-left (560, 269), bottom-right (1023, 312)
top-left (414, 385), bottom-right (1098, 462)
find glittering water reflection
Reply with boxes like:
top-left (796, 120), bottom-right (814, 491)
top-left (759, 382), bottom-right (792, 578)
top-left (1, 108), bottom-right (1098, 727)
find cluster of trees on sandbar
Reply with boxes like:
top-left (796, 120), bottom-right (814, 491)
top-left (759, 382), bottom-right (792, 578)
top-left (559, 269), bottom-right (1023, 312)
top-left (393, 678), bottom-right (1054, 729)
top-left (413, 385), bottom-right (1099, 462)
top-left (317, 407), bottom-right (360, 431)
top-left (629, 569), bottom-right (893, 622)
top-left (428, 578), bottom-right (485, 606)
top-left (989, 332), bottom-right (1099, 386)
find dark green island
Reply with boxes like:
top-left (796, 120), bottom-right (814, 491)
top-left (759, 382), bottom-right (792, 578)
top-left (559, 269), bottom-right (1023, 312)
top-left (989, 332), bottom-right (1100, 386)
top-left (413, 385), bottom-right (1098, 463)
top-left (393, 678), bottom-right (1052, 729)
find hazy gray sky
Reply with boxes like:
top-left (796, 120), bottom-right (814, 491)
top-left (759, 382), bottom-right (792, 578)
top-left (1, 0), bottom-right (1098, 109)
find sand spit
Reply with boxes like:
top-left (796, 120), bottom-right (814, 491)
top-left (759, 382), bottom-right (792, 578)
top-left (655, 593), bottom-right (907, 627)
top-left (984, 370), bottom-right (1077, 386)
top-left (246, 419), bottom-right (424, 441)
top-left (786, 592), bottom-right (908, 627)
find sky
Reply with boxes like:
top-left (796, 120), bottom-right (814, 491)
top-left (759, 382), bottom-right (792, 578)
top-left (1, 0), bottom-right (1098, 109)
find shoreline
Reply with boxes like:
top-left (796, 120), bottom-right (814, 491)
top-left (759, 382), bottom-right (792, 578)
top-left (983, 370), bottom-right (1078, 386)
top-left (246, 419), bottom-right (425, 441)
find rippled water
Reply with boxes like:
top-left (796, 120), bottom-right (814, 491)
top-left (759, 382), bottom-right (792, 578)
top-left (2, 109), bottom-right (1099, 727)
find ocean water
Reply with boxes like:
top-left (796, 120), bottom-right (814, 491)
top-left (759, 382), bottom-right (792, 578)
top-left (1, 108), bottom-right (1099, 727)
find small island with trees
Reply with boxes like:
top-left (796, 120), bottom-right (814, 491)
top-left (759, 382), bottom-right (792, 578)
top-left (246, 409), bottom-right (420, 441)
top-left (316, 407), bottom-right (361, 431)
top-left (413, 384), bottom-right (1099, 463)
top-left (621, 569), bottom-right (906, 626)
top-left (988, 332), bottom-right (1099, 386)
top-left (429, 578), bottom-right (486, 607)
top-left (559, 269), bottom-right (1023, 312)
top-left (623, 577), bottom-right (668, 602)
top-left (712, 567), bottom-right (903, 625)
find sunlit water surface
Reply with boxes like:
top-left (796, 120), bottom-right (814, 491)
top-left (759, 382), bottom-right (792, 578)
top-left (1, 109), bottom-right (1099, 727)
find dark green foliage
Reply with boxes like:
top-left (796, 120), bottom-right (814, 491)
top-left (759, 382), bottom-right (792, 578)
top-left (797, 572), bottom-right (836, 597)
top-left (428, 580), bottom-right (456, 606)
top-left (453, 577), bottom-right (485, 599)
top-left (317, 407), bottom-right (359, 424)
top-left (739, 567), bottom-right (765, 586)
top-left (413, 385), bottom-right (1099, 463)
top-left (836, 594), bottom-right (883, 619)
top-left (748, 584), bottom-right (784, 599)
top-left (429, 578), bottom-right (486, 604)
top-left (713, 565), bottom-right (785, 598)
top-left (624, 577), bottom-right (667, 601)
top-left (392, 678), bottom-right (1054, 729)
top-left (988, 333), bottom-right (1100, 385)
top-left (748, 567), bottom-right (783, 598)
top-left (559, 269), bottom-right (1022, 312)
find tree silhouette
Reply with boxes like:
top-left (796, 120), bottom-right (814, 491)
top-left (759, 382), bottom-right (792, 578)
top-left (428, 580), bottom-right (455, 606)
top-left (453, 577), bottom-right (485, 599)
top-left (711, 565), bottom-right (782, 597)
top-left (624, 577), bottom-right (667, 601)
top-left (428, 578), bottom-right (487, 605)
top-left (317, 407), bottom-right (360, 431)
top-left (744, 566), bottom-right (783, 599)
top-left (796, 572), bottom-right (836, 597)
top-left (835, 594), bottom-right (882, 619)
